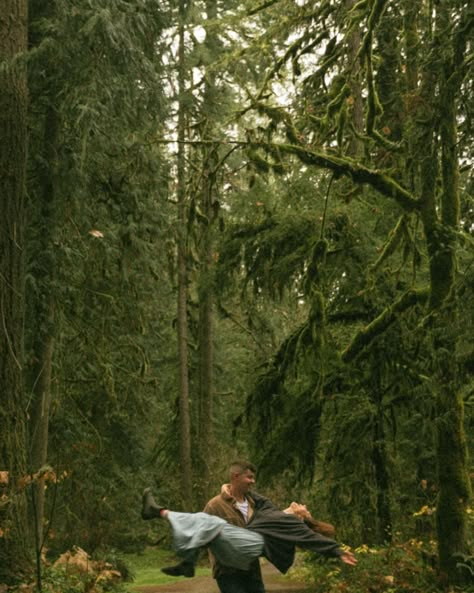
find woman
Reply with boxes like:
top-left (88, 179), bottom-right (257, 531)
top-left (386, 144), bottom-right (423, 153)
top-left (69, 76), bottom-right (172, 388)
top-left (141, 488), bottom-right (356, 577)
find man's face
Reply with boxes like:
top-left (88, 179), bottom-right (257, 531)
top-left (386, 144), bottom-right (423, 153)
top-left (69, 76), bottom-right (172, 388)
top-left (232, 469), bottom-right (256, 493)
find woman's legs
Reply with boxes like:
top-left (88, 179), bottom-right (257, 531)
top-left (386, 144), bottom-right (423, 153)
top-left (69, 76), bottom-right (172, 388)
top-left (141, 488), bottom-right (165, 520)
top-left (141, 489), bottom-right (196, 577)
top-left (140, 490), bottom-right (263, 577)
top-left (161, 557), bottom-right (196, 577)
top-left (140, 489), bottom-right (226, 578)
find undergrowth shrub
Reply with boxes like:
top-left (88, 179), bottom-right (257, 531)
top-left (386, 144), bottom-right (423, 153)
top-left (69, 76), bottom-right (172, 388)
top-left (290, 538), bottom-right (474, 593)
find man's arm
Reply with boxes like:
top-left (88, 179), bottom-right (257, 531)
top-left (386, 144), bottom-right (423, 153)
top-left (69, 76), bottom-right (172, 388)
top-left (249, 490), bottom-right (277, 511)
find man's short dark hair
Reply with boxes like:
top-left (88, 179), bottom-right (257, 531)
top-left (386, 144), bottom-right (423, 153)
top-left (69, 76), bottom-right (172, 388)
top-left (229, 459), bottom-right (257, 478)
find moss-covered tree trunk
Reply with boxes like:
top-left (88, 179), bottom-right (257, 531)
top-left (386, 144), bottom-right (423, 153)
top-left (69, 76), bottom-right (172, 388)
top-left (371, 390), bottom-right (392, 544)
top-left (28, 105), bottom-right (60, 566)
top-left (422, 164), bottom-right (471, 581)
top-left (194, 0), bottom-right (223, 507)
top-left (345, 0), bottom-right (364, 159)
top-left (176, 0), bottom-right (193, 511)
top-left (0, 0), bottom-right (30, 581)
top-left (418, 3), bottom-right (471, 581)
top-left (196, 161), bottom-right (216, 507)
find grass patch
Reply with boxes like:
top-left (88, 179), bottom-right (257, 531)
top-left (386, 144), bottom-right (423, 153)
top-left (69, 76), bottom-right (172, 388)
top-left (123, 547), bottom-right (211, 590)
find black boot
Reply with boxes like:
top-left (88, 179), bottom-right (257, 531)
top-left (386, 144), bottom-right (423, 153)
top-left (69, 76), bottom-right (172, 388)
top-left (141, 488), bottom-right (164, 520)
top-left (161, 561), bottom-right (195, 578)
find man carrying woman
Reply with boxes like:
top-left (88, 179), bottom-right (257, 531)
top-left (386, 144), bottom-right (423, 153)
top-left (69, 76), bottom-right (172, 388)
top-left (141, 459), bottom-right (356, 592)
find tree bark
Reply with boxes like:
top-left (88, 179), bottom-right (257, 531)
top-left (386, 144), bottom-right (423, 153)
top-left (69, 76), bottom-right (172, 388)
top-left (194, 0), bottom-right (221, 507)
top-left (0, 0), bottom-right (30, 580)
top-left (176, 0), bottom-right (193, 510)
top-left (29, 105), bottom-right (59, 556)
top-left (372, 392), bottom-right (392, 544)
top-left (345, 0), bottom-right (364, 159)
top-left (196, 160), bottom-right (216, 507)
top-left (418, 4), bottom-right (471, 582)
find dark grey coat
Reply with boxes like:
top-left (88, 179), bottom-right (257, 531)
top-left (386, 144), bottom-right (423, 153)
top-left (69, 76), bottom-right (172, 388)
top-left (248, 492), bottom-right (342, 574)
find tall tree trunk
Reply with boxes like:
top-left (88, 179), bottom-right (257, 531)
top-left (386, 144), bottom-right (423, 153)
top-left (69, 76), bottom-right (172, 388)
top-left (375, 10), bottom-right (403, 143)
top-left (176, 0), bottom-right (192, 510)
top-left (196, 156), bottom-right (216, 507)
top-left (28, 105), bottom-right (60, 564)
top-left (372, 395), bottom-right (392, 544)
top-left (402, 0), bottom-right (420, 194)
top-left (431, 10), bottom-right (470, 579)
top-left (345, 11), bottom-right (364, 159)
top-left (338, 0), bottom-right (364, 203)
top-left (0, 0), bottom-right (30, 581)
top-left (418, 4), bottom-right (471, 582)
top-left (194, 0), bottom-right (221, 507)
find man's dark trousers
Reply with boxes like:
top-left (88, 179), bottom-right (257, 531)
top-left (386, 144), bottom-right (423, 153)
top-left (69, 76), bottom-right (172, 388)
top-left (216, 570), bottom-right (265, 593)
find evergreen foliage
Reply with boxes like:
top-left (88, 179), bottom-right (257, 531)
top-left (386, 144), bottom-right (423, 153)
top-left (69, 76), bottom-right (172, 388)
top-left (24, 0), bottom-right (174, 561)
top-left (0, 0), bottom-right (472, 588)
top-left (210, 0), bottom-right (473, 583)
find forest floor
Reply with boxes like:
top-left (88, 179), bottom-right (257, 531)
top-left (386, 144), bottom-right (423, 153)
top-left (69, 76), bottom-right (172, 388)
top-left (131, 561), bottom-right (313, 593)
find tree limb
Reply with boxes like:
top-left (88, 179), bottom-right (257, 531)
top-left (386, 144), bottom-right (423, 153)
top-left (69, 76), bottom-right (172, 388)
top-left (341, 288), bottom-right (429, 363)
top-left (275, 142), bottom-right (419, 212)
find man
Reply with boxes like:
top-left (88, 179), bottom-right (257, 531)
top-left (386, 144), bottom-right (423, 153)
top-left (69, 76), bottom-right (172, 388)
top-left (140, 490), bottom-right (356, 579)
top-left (204, 460), bottom-right (266, 593)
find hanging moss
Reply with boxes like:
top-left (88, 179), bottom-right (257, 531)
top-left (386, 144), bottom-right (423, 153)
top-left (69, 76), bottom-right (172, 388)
top-left (308, 289), bottom-right (327, 362)
top-left (327, 83), bottom-right (351, 119)
top-left (278, 142), bottom-right (419, 211)
top-left (336, 100), bottom-right (348, 151)
top-left (342, 288), bottom-right (429, 363)
top-left (215, 213), bottom-right (321, 299)
top-left (370, 215), bottom-right (407, 272)
top-left (245, 312), bottom-right (329, 483)
top-left (304, 238), bottom-right (328, 291)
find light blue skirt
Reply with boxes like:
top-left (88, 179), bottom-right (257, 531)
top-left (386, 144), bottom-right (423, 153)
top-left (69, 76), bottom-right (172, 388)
top-left (167, 511), bottom-right (264, 570)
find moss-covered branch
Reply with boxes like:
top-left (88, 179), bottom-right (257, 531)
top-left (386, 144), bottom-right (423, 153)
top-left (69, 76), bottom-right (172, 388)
top-left (272, 142), bottom-right (419, 212)
top-left (359, 0), bottom-right (389, 59)
top-left (247, 0), bottom-right (281, 17)
top-left (341, 288), bottom-right (429, 363)
top-left (369, 215), bottom-right (407, 272)
top-left (255, 30), bottom-right (328, 102)
top-left (154, 134), bottom-right (418, 212)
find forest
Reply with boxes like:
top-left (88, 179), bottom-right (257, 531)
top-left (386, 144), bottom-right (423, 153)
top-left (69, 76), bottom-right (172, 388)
top-left (0, 0), bottom-right (473, 592)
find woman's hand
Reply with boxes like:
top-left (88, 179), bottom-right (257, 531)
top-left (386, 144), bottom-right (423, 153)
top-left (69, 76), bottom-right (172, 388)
top-left (283, 501), bottom-right (311, 519)
top-left (340, 550), bottom-right (357, 566)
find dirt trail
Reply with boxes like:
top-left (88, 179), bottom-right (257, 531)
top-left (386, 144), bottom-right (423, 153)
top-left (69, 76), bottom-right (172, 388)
top-left (132, 562), bottom-right (312, 593)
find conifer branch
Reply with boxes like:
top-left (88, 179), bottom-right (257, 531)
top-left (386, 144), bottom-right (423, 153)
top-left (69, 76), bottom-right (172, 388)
top-left (369, 215), bottom-right (407, 272)
top-left (363, 8), bottom-right (402, 152)
top-left (152, 135), bottom-right (418, 211)
top-left (359, 0), bottom-right (389, 59)
top-left (255, 30), bottom-right (329, 102)
top-left (276, 143), bottom-right (419, 212)
top-left (341, 288), bottom-right (429, 363)
top-left (247, 0), bottom-right (281, 16)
